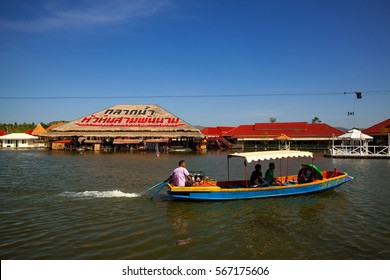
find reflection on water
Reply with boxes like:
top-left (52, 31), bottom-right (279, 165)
top-left (0, 150), bottom-right (389, 259)
top-left (166, 201), bottom-right (192, 246)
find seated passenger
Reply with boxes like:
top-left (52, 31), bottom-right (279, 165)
top-left (297, 165), bottom-right (312, 184)
top-left (265, 162), bottom-right (283, 186)
top-left (250, 164), bottom-right (269, 187)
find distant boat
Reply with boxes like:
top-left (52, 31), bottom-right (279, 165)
top-left (164, 150), bottom-right (353, 201)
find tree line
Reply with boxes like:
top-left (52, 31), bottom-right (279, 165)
top-left (0, 121), bottom-right (66, 133)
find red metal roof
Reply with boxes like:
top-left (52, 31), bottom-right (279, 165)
top-left (225, 122), bottom-right (344, 139)
top-left (254, 122), bottom-right (308, 131)
top-left (201, 126), bottom-right (234, 138)
top-left (362, 118), bottom-right (390, 136)
top-left (217, 126), bottom-right (235, 133)
top-left (201, 127), bottom-right (222, 137)
top-left (0, 130), bottom-right (7, 136)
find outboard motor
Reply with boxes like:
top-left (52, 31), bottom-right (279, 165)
top-left (190, 171), bottom-right (205, 183)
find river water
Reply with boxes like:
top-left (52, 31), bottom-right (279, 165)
top-left (0, 150), bottom-right (389, 259)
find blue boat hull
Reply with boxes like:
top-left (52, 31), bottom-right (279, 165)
top-left (167, 174), bottom-right (353, 201)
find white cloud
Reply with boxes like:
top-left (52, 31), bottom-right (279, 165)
top-left (0, 0), bottom-right (171, 31)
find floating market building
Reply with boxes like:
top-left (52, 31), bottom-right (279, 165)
top-left (42, 104), bottom-right (204, 151)
top-left (202, 122), bottom-right (345, 150)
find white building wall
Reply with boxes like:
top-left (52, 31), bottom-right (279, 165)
top-left (2, 139), bottom-right (16, 148)
top-left (1, 139), bottom-right (36, 148)
top-left (17, 139), bottom-right (35, 148)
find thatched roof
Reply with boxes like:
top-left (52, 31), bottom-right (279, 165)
top-left (43, 104), bottom-right (203, 138)
top-left (32, 123), bottom-right (47, 135)
top-left (46, 122), bottom-right (68, 132)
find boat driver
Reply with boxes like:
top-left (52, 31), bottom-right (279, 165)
top-left (167, 160), bottom-right (194, 187)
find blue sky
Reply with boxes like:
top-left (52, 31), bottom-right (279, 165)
top-left (0, 0), bottom-right (389, 128)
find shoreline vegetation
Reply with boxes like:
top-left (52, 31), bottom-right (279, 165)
top-left (0, 122), bottom-right (66, 134)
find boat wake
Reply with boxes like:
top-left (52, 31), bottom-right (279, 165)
top-left (61, 190), bottom-right (141, 199)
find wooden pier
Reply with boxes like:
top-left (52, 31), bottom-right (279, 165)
top-left (327, 130), bottom-right (390, 159)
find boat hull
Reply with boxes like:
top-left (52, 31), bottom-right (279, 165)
top-left (167, 173), bottom-right (353, 201)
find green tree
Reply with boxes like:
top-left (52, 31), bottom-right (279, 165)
top-left (311, 117), bottom-right (322, 124)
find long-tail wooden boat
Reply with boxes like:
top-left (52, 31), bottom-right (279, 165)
top-left (165, 150), bottom-right (353, 201)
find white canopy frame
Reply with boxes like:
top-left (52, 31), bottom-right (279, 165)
top-left (227, 150), bottom-right (314, 186)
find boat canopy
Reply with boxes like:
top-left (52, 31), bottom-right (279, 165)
top-left (228, 150), bottom-right (313, 163)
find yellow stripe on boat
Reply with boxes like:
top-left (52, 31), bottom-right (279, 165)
top-left (167, 184), bottom-right (221, 192)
